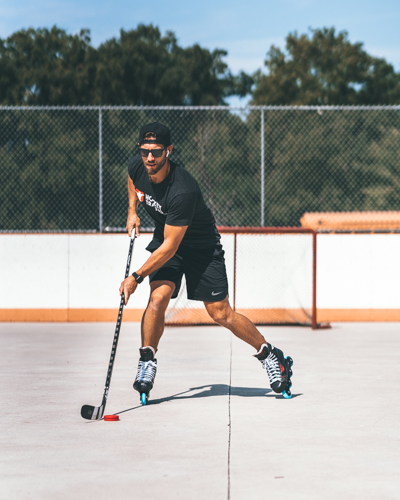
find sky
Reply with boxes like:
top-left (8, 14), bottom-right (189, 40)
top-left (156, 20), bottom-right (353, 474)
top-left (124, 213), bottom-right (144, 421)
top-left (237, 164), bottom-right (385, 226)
top-left (1, 0), bottom-right (399, 105)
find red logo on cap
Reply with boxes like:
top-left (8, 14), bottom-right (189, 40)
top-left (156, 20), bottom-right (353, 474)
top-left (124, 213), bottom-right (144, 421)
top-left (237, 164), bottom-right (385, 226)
top-left (136, 189), bottom-right (144, 202)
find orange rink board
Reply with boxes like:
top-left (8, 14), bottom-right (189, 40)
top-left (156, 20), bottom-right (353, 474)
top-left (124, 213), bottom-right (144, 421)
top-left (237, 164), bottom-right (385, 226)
top-left (2, 308), bottom-right (400, 322)
top-left (300, 210), bottom-right (400, 231)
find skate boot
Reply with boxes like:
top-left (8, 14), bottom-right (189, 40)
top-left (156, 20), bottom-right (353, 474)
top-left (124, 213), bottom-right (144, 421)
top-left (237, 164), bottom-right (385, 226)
top-left (254, 343), bottom-right (293, 399)
top-left (133, 346), bottom-right (157, 406)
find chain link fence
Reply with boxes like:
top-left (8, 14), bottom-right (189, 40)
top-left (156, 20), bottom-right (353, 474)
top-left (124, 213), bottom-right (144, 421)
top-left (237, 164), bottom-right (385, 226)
top-left (1, 105), bottom-right (400, 232)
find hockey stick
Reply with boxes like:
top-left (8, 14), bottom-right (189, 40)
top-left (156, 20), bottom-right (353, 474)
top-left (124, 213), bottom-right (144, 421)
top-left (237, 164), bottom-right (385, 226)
top-left (81, 230), bottom-right (136, 420)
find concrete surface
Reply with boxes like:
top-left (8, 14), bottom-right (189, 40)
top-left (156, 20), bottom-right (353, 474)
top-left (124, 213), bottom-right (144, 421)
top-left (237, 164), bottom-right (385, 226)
top-left (1, 322), bottom-right (400, 499)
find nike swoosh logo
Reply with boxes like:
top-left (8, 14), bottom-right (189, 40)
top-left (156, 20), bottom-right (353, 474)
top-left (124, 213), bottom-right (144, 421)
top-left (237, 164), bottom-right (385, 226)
top-left (211, 291), bottom-right (224, 296)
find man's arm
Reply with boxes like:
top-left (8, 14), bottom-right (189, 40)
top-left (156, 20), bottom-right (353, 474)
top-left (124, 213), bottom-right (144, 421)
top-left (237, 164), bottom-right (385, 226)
top-left (135, 224), bottom-right (188, 279)
top-left (119, 224), bottom-right (188, 305)
top-left (126, 176), bottom-right (141, 236)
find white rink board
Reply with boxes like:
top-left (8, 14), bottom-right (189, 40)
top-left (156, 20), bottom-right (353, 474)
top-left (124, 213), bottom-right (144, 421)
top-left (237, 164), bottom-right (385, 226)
top-left (0, 235), bottom-right (69, 308)
top-left (235, 234), bottom-right (313, 309)
top-left (317, 234), bottom-right (400, 309)
top-left (69, 234), bottom-right (153, 309)
top-left (2, 233), bottom-right (400, 311)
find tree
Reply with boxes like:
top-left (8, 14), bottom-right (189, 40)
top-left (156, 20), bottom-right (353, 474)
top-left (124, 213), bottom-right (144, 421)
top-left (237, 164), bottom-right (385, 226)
top-left (0, 27), bottom-right (97, 105)
top-left (251, 27), bottom-right (400, 105)
top-left (0, 24), bottom-right (247, 106)
top-left (95, 24), bottom-right (240, 105)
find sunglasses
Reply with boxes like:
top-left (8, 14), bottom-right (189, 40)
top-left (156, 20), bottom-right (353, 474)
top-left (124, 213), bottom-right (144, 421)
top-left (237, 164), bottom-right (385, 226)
top-left (139, 147), bottom-right (166, 158)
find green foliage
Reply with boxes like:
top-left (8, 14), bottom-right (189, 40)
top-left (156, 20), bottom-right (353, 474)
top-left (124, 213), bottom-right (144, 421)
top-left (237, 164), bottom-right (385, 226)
top-left (0, 110), bottom-right (99, 229)
top-left (0, 25), bottom-right (239, 106)
top-left (1, 108), bottom-right (399, 230)
top-left (260, 109), bottom-right (400, 225)
top-left (96, 26), bottom-right (233, 105)
top-left (1, 25), bottom-right (400, 231)
top-left (0, 27), bottom-right (96, 105)
top-left (252, 27), bottom-right (400, 105)
top-left (168, 109), bottom-right (261, 225)
top-left (2, 25), bottom-right (400, 107)
top-left (100, 108), bottom-right (262, 228)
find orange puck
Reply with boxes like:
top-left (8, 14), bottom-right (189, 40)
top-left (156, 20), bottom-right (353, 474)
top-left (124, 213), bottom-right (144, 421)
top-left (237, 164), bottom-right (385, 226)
top-left (104, 415), bottom-right (119, 421)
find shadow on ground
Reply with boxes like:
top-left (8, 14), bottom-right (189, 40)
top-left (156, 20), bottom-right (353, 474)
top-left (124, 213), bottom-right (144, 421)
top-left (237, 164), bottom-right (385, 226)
top-left (151, 384), bottom-right (270, 404)
top-left (105, 385), bottom-right (302, 419)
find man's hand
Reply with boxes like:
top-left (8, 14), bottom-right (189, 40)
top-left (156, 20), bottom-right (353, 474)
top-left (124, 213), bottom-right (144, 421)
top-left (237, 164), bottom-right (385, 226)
top-left (119, 275), bottom-right (137, 305)
top-left (126, 213), bottom-right (140, 237)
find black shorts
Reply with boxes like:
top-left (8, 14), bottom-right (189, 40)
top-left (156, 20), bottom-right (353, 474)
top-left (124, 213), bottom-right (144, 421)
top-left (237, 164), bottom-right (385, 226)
top-left (147, 241), bottom-right (229, 302)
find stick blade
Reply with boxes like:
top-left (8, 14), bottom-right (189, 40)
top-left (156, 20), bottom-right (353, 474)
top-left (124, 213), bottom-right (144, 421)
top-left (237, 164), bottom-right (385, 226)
top-left (81, 404), bottom-right (105, 420)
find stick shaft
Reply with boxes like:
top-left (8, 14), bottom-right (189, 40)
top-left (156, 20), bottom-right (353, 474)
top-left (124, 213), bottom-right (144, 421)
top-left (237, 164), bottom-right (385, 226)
top-left (101, 233), bottom-right (135, 401)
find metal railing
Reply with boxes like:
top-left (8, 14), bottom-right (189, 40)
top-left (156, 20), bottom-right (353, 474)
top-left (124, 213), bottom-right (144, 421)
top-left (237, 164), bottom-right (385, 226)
top-left (1, 105), bottom-right (399, 232)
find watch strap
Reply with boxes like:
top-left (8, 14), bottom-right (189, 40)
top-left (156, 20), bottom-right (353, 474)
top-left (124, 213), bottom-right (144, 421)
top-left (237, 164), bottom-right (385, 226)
top-left (132, 272), bottom-right (144, 284)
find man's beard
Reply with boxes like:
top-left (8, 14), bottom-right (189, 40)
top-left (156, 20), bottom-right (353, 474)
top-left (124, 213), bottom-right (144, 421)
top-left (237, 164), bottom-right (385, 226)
top-left (145, 157), bottom-right (167, 177)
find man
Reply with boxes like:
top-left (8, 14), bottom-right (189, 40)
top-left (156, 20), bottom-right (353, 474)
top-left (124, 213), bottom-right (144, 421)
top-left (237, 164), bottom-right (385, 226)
top-left (119, 122), bottom-right (293, 404)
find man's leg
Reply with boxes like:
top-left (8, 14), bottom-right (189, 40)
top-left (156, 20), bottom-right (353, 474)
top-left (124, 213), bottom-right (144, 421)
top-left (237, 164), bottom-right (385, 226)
top-left (204, 296), bottom-right (267, 350)
top-left (204, 296), bottom-right (294, 397)
top-left (133, 280), bottom-right (175, 404)
top-left (141, 280), bottom-right (175, 351)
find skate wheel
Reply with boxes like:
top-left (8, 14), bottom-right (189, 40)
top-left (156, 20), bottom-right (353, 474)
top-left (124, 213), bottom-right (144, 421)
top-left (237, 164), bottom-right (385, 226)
top-left (141, 393), bottom-right (147, 406)
top-left (289, 369), bottom-right (293, 376)
top-left (286, 356), bottom-right (293, 366)
top-left (283, 390), bottom-right (292, 399)
top-left (287, 380), bottom-right (292, 388)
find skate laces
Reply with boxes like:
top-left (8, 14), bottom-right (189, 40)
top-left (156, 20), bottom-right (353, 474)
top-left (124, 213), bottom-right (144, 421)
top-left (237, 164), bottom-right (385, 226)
top-left (262, 353), bottom-right (282, 385)
top-left (136, 360), bottom-right (157, 383)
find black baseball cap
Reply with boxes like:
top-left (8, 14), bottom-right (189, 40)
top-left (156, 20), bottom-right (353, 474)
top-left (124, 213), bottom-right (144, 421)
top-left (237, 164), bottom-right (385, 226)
top-left (138, 122), bottom-right (172, 147)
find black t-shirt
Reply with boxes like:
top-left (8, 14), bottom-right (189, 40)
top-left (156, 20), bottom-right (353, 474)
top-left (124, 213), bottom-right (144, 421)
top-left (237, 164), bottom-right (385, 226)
top-left (127, 156), bottom-right (220, 249)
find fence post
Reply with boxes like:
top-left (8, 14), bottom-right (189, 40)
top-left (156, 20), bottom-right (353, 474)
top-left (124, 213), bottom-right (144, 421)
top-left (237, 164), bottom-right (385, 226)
top-left (261, 108), bottom-right (265, 226)
top-left (99, 108), bottom-right (103, 233)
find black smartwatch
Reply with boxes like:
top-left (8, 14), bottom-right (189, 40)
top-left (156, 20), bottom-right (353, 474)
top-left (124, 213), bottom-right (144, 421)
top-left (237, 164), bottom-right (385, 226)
top-left (132, 272), bottom-right (144, 284)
